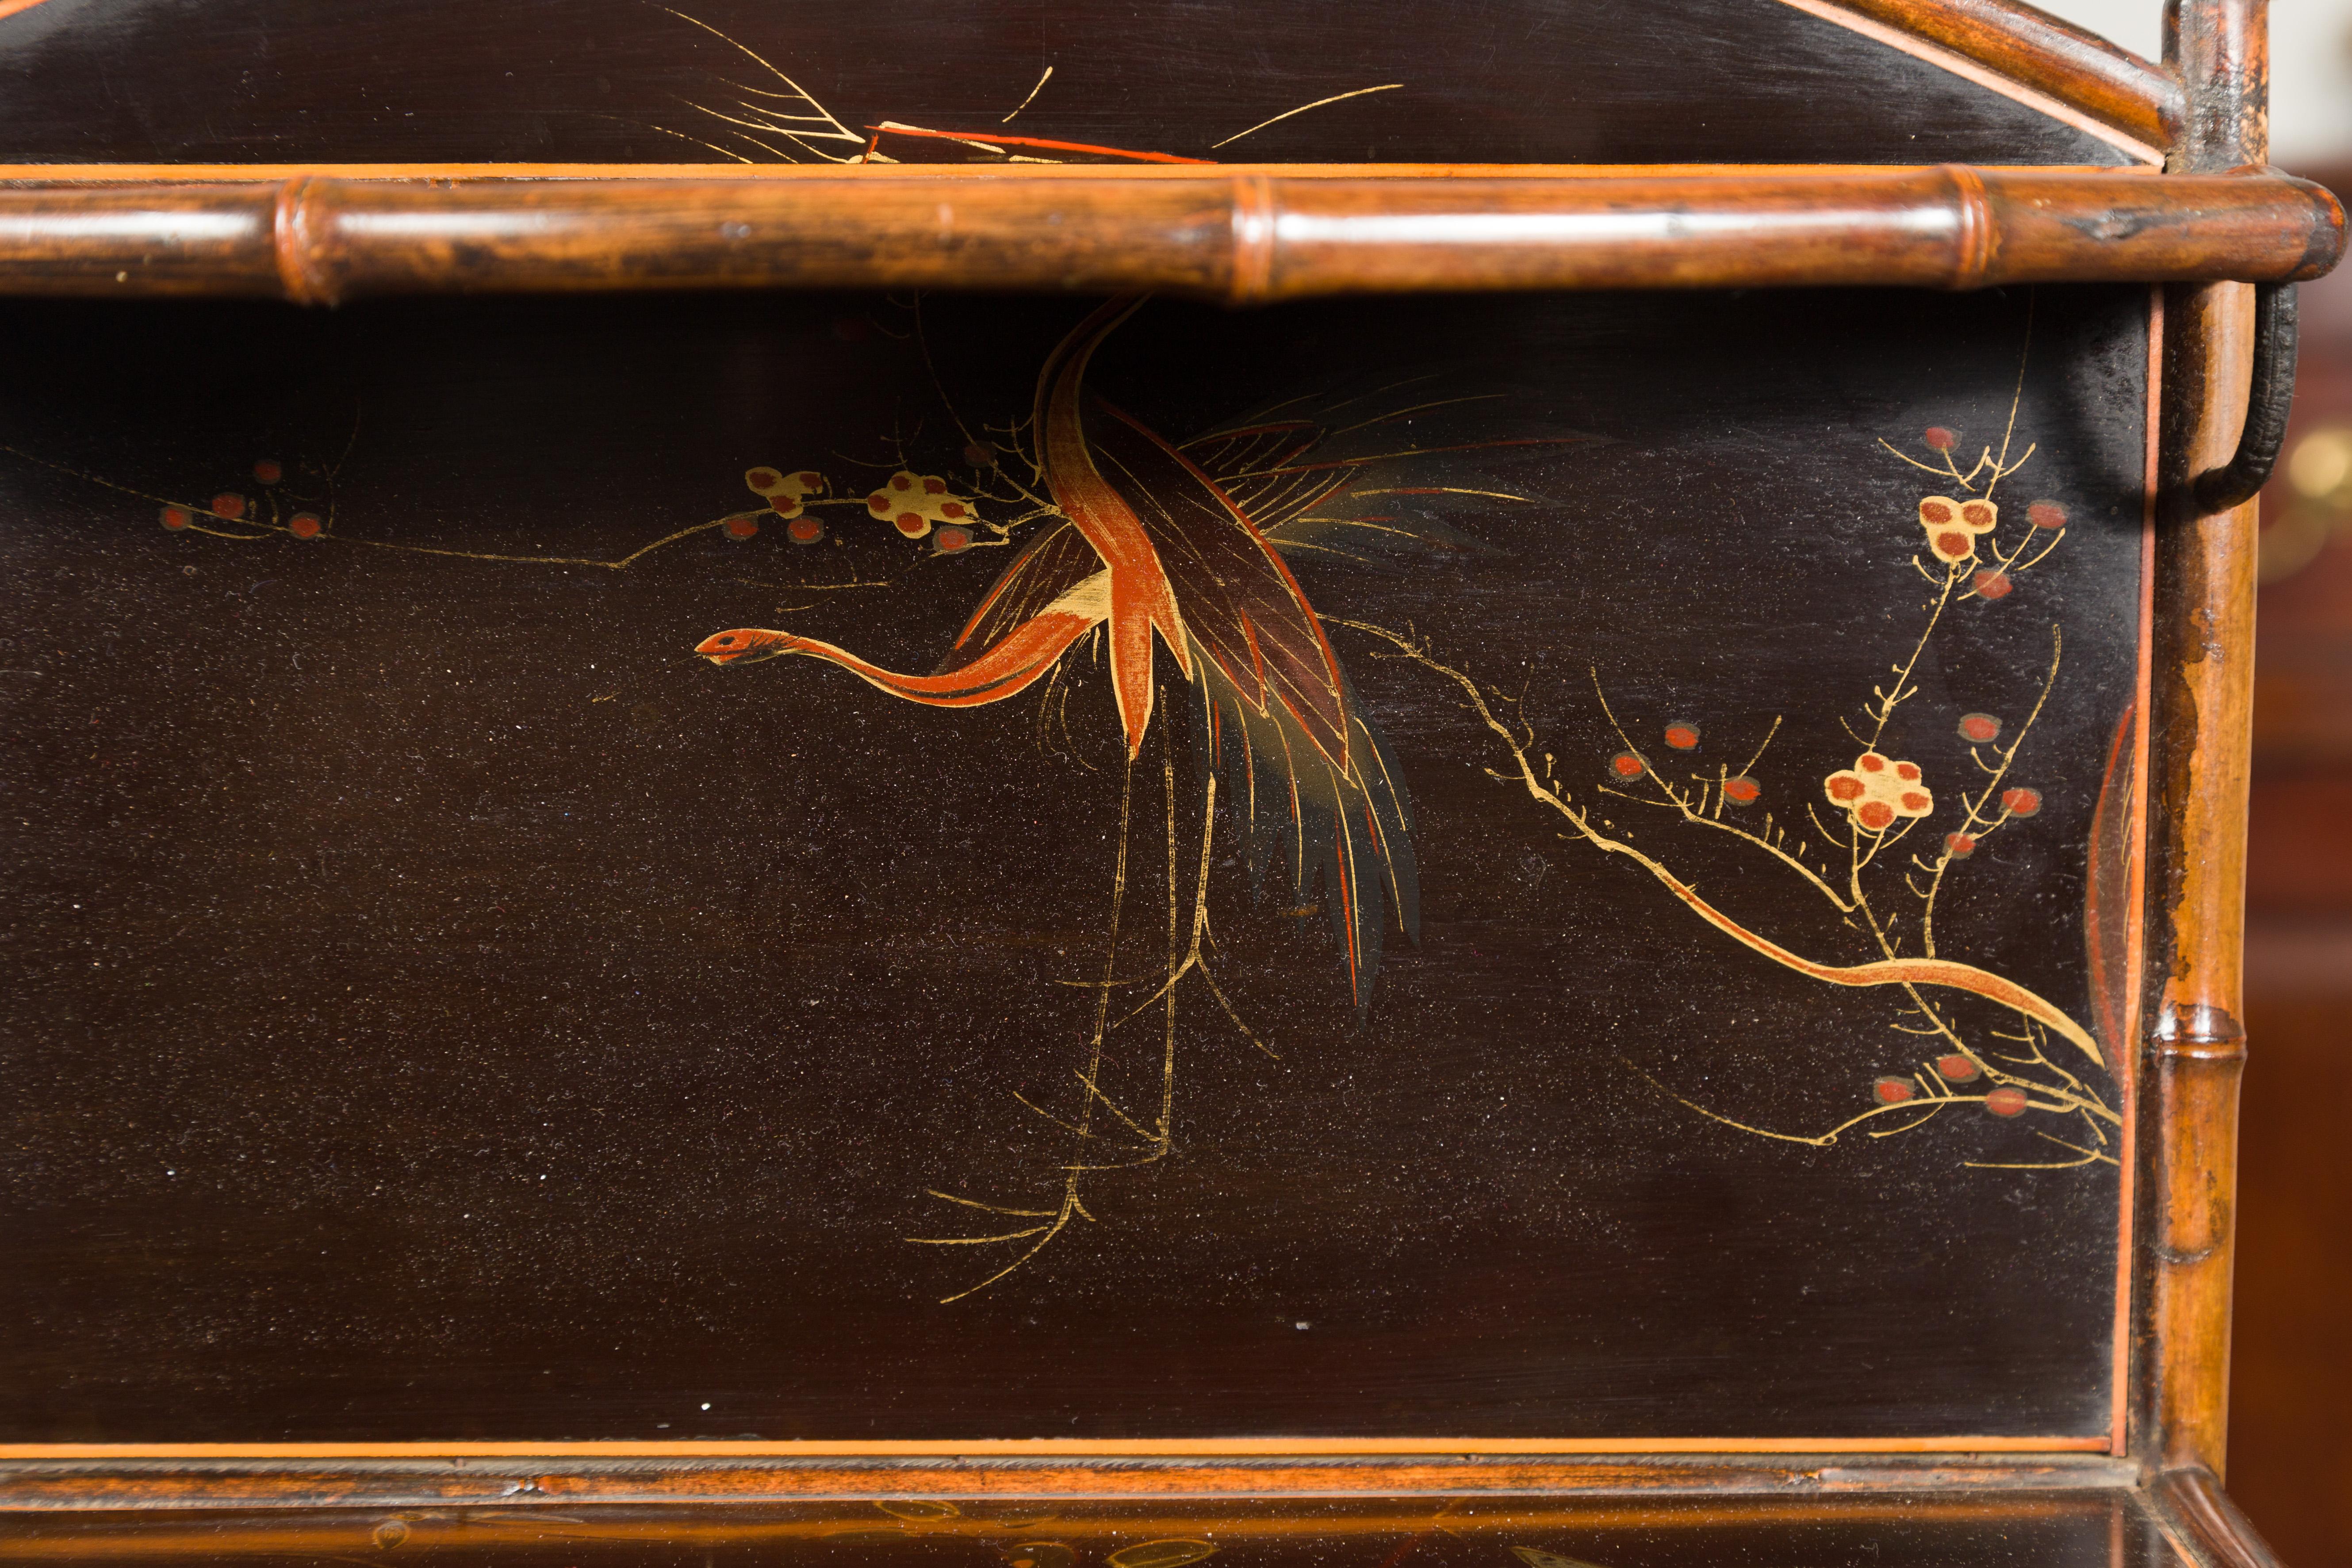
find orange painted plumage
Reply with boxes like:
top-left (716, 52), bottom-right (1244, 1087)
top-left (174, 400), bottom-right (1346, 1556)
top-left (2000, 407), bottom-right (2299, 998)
top-left (698, 297), bottom-right (1430, 1005)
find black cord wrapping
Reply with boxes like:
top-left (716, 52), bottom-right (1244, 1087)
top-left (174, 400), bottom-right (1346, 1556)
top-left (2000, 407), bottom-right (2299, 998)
top-left (2192, 281), bottom-right (2300, 515)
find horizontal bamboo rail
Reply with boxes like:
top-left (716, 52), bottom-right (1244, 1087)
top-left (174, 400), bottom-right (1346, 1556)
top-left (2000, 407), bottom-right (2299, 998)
top-left (0, 166), bottom-right (2337, 303)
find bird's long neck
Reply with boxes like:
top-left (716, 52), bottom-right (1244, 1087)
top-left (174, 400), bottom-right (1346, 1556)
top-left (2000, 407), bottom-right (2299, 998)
top-left (774, 601), bottom-right (1099, 710)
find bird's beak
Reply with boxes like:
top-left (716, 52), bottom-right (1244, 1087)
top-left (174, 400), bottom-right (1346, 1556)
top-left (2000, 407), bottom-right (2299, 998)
top-left (695, 627), bottom-right (796, 666)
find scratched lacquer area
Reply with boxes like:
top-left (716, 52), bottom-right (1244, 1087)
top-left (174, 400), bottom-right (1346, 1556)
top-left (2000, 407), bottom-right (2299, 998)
top-left (0, 287), bottom-right (2146, 1442)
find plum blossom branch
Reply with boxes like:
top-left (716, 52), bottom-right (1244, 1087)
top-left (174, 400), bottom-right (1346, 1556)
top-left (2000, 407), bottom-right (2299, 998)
top-left (1336, 403), bottom-right (2116, 1166)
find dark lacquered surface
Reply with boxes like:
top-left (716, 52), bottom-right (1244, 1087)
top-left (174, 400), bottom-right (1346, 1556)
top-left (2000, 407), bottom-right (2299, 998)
top-left (0, 0), bottom-right (2137, 167)
top-left (0, 286), bottom-right (2142, 1442)
top-left (0, 1493), bottom-right (2184, 1567)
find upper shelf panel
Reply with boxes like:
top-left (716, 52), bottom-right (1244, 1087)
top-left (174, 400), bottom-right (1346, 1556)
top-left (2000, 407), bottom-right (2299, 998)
top-left (0, 0), bottom-right (2158, 170)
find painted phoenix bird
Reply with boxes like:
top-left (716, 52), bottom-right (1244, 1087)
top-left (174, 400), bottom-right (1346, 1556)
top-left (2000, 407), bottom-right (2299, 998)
top-left (695, 296), bottom-right (1577, 1295)
top-left (697, 296), bottom-right (1470, 1004)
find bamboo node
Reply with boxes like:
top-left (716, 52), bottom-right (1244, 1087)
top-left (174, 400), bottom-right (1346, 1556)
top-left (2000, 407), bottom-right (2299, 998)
top-left (271, 176), bottom-right (334, 307)
top-left (1229, 173), bottom-right (1276, 305)
top-left (1940, 164), bottom-right (1995, 291)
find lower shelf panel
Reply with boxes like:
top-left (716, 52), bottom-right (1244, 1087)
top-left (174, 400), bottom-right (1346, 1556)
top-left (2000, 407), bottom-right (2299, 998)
top-left (0, 1478), bottom-right (2234, 1568)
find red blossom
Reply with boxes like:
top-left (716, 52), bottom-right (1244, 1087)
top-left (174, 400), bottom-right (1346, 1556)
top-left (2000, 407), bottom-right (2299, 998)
top-left (2001, 786), bottom-right (2042, 817)
top-left (1935, 1054), bottom-right (1980, 1082)
top-left (1827, 751), bottom-right (1933, 828)
top-left (211, 492), bottom-right (247, 520)
top-left (1944, 832), bottom-right (1977, 858)
top-left (1973, 569), bottom-right (2013, 599)
top-left (2028, 500), bottom-right (2068, 529)
top-left (962, 442), bottom-right (997, 468)
top-left (159, 506), bottom-right (191, 530)
top-left (877, 471), bottom-right (975, 533)
top-left (935, 525), bottom-right (972, 553)
top-left (287, 512), bottom-right (322, 539)
top-left (1958, 712), bottom-right (2002, 743)
top-left (745, 467), bottom-right (782, 494)
top-left (252, 459), bottom-right (282, 485)
top-left (795, 471), bottom-right (823, 490)
top-left (1920, 495), bottom-right (1992, 562)
top-left (1873, 1076), bottom-right (1917, 1104)
top-left (1722, 775), bottom-right (1761, 804)
top-left (1609, 752), bottom-right (1644, 779)
top-left (1924, 426), bottom-right (1957, 452)
top-left (787, 517), bottom-right (824, 544)
top-left (1985, 1086), bottom-right (2030, 1117)
top-left (1663, 721), bottom-right (1699, 750)
top-left (869, 493), bottom-right (890, 513)
top-left (724, 516), bottom-right (759, 539)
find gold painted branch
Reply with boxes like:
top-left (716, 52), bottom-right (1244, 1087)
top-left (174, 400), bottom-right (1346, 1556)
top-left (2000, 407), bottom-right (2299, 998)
top-left (1336, 619), bottom-right (2104, 1069)
top-left (1620, 847), bottom-right (2103, 1064)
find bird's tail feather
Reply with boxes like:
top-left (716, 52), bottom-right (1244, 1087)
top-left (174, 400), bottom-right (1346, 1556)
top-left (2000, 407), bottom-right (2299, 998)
top-left (1185, 634), bottom-right (1417, 1010)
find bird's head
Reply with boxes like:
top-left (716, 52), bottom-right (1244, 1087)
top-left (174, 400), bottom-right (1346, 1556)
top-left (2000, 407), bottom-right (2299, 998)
top-left (695, 627), bottom-right (801, 667)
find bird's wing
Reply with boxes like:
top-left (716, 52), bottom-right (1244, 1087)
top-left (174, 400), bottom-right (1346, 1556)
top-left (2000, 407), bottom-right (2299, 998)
top-left (1089, 391), bottom-right (1420, 1008)
top-left (1188, 392), bottom-right (1598, 573)
top-left (1178, 421), bottom-right (1347, 528)
top-left (1083, 393), bottom-right (1353, 774)
top-left (938, 519), bottom-right (1103, 675)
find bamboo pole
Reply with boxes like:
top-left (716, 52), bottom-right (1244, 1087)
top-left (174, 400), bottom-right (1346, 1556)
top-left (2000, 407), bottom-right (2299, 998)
top-left (0, 166), bottom-right (2337, 304)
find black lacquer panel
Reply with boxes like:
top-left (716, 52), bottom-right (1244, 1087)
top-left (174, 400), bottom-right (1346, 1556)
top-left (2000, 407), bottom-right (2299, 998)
top-left (0, 283), bottom-right (2145, 1441)
top-left (0, 0), bottom-right (2139, 167)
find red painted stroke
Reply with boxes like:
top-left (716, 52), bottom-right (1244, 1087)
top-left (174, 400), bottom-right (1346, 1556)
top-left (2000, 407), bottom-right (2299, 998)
top-left (865, 124), bottom-right (1214, 165)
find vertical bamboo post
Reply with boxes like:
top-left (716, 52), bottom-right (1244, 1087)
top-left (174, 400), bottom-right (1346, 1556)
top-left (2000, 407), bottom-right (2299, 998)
top-left (2137, 0), bottom-right (2266, 1484)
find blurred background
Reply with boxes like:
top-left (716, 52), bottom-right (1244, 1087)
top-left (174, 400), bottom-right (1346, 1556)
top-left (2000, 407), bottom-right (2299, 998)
top-left (2040, 1), bottom-right (2352, 1558)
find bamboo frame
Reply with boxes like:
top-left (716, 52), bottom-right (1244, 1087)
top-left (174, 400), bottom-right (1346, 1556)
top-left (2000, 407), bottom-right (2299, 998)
top-left (0, 0), bottom-right (2310, 1561)
top-left (2134, 0), bottom-right (2264, 1516)
top-left (1816, 0), bottom-right (2180, 148)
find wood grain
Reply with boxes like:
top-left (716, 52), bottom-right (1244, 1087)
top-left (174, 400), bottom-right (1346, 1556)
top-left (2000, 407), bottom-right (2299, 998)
top-left (0, 168), bottom-right (2338, 304)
